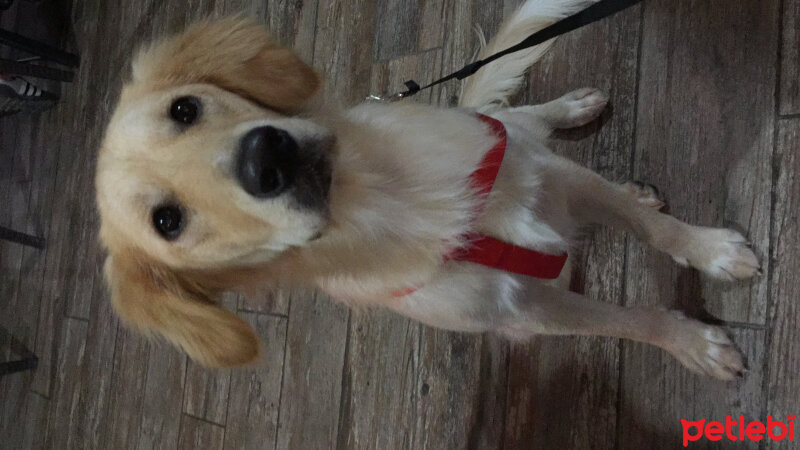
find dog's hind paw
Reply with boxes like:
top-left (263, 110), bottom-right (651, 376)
top-left (555, 87), bottom-right (609, 128)
top-left (664, 311), bottom-right (745, 381)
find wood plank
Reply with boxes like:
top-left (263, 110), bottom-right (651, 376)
top-left (503, 336), bottom-right (619, 448)
top-left (780, 0), bottom-right (800, 115)
top-left (182, 363), bottom-right (232, 426)
top-left (618, 328), bottom-right (766, 449)
top-left (97, 327), bottom-right (150, 449)
top-left (0, 119), bottom-right (41, 446)
top-left (411, 333), bottom-right (508, 449)
top-left (223, 313), bottom-right (287, 450)
top-left (336, 310), bottom-right (419, 449)
top-left (1, 3), bottom-right (76, 438)
top-left (372, 0), bottom-right (445, 62)
top-left (137, 345), bottom-right (186, 450)
top-left (62, 0), bottom-right (126, 320)
top-left (43, 318), bottom-right (89, 449)
top-left (263, 0), bottom-right (318, 60)
top-left (20, 392), bottom-right (50, 450)
top-left (276, 290), bottom-right (350, 450)
top-left (238, 290), bottom-right (290, 316)
top-left (30, 0), bottom-right (121, 394)
top-left (765, 119), bottom-right (800, 450)
top-left (628, 0), bottom-right (778, 324)
top-left (178, 414), bottom-right (225, 450)
top-left (311, 0), bottom-right (379, 105)
top-left (70, 280), bottom-right (120, 450)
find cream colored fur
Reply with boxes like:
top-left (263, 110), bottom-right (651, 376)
top-left (96, 2), bottom-right (760, 380)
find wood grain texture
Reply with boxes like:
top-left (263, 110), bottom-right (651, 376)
top-left (336, 310), bottom-right (420, 449)
top-left (780, 0), bottom-right (800, 115)
top-left (178, 414), bottom-right (226, 450)
top-left (312, 0), bottom-right (379, 105)
top-left (372, 0), bottom-right (445, 62)
top-left (183, 364), bottom-right (232, 426)
top-left (71, 283), bottom-right (120, 450)
top-left (412, 333), bottom-right (508, 450)
top-left (98, 327), bottom-right (150, 449)
top-left (765, 119), bottom-right (800, 450)
top-left (137, 345), bottom-right (186, 450)
top-left (43, 317), bottom-right (88, 449)
top-left (238, 291), bottom-right (290, 316)
top-left (20, 392), bottom-right (50, 450)
top-left (0, 120), bottom-right (41, 448)
top-left (276, 290), bottom-right (350, 450)
top-left (628, 0), bottom-right (778, 324)
top-left (223, 313), bottom-right (287, 450)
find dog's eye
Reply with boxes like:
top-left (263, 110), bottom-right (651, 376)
top-left (169, 96), bottom-right (201, 125)
top-left (152, 205), bottom-right (184, 240)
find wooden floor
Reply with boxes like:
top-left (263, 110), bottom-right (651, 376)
top-left (1, 0), bottom-right (798, 448)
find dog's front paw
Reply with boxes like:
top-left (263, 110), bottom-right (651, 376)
top-left (663, 311), bottom-right (745, 381)
top-left (677, 228), bottom-right (760, 281)
top-left (556, 87), bottom-right (609, 128)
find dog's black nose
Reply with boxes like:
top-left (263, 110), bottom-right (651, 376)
top-left (236, 126), bottom-right (298, 198)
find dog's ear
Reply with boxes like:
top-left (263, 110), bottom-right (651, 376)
top-left (132, 17), bottom-right (320, 112)
top-left (104, 254), bottom-right (261, 367)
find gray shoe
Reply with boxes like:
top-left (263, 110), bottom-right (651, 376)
top-left (0, 76), bottom-right (58, 115)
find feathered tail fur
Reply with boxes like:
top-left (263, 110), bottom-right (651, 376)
top-left (459, 0), bottom-right (598, 112)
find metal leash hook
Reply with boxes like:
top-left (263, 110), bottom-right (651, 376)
top-left (365, 80), bottom-right (422, 103)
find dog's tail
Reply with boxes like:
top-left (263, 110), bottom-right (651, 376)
top-left (459, 0), bottom-right (597, 112)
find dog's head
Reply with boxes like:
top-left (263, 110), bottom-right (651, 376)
top-left (96, 18), bottom-right (331, 366)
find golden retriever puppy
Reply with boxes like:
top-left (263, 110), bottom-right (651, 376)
top-left (96, 0), bottom-right (760, 379)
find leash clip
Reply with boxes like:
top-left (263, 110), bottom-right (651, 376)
top-left (364, 92), bottom-right (404, 103)
top-left (364, 80), bottom-right (421, 103)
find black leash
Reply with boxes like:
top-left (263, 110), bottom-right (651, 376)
top-left (373, 0), bottom-right (643, 101)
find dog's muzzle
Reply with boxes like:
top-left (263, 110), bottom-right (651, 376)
top-left (236, 126), bottom-right (332, 209)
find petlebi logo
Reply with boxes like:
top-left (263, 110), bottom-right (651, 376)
top-left (681, 415), bottom-right (796, 447)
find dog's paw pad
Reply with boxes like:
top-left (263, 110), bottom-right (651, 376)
top-left (559, 87), bottom-right (609, 127)
top-left (691, 228), bottom-right (760, 281)
top-left (622, 180), bottom-right (665, 210)
top-left (667, 313), bottom-right (745, 381)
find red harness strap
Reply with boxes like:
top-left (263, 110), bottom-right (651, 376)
top-left (391, 114), bottom-right (568, 297)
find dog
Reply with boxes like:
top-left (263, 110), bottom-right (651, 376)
top-left (95, 0), bottom-right (760, 379)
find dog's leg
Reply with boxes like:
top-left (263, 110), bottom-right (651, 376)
top-left (534, 157), bottom-right (760, 280)
top-left (502, 88), bottom-right (609, 136)
top-left (390, 278), bottom-right (745, 380)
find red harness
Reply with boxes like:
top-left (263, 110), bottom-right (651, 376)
top-left (392, 114), bottom-right (568, 297)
